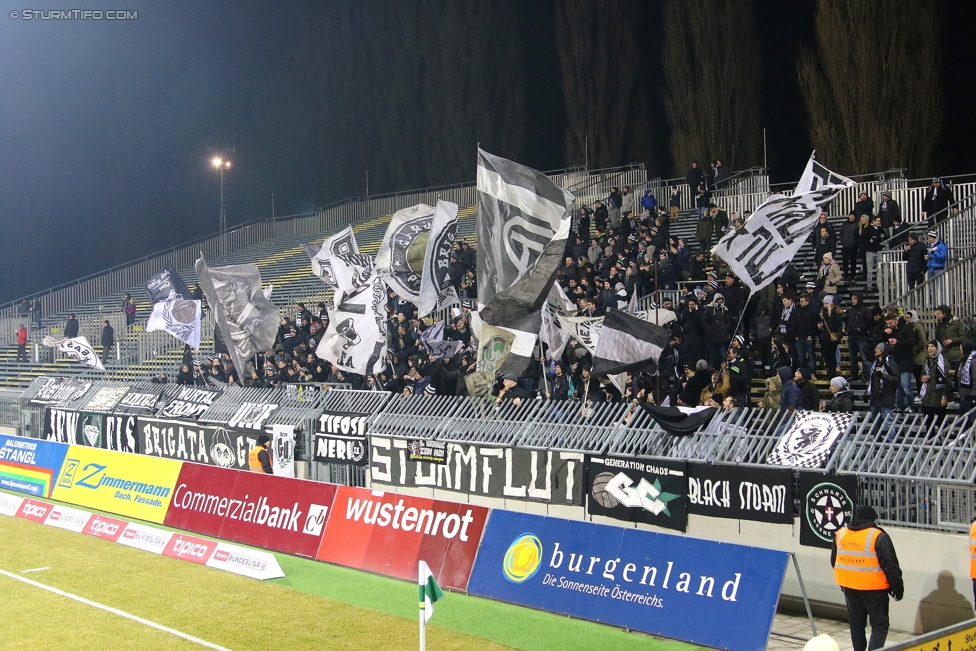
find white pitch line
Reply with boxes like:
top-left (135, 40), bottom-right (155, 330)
top-left (0, 569), bottom-right (233, 651)
top-left (19, 567), bottom-right (51, 573)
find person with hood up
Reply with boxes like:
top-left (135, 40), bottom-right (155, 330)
top-left (640, 188), bottom-right (657, 214)
top-left (795, 367), bottom-right (820, 410)
top-left (831, 505), bottom-right (903, 651)
top-left (778, 366), bottom-right (804, 413)
top-left (920, 340), bottom-right (951, 422)
top-left (758, 374), bottom-right (782, 410)
top-left (936, 305), bottom-right (967, 369)
top-left (827, 377), bottom-right (855, 412)
top-left (771, 334), bottom-right (796, 373)
top-left (958, 340), bottom-right (976, 416)
top-left (702, 293), bottom-right (732, 369)
top-left (868, 342), bottom-right (899, 420)
top-left (906, 310), bottom-right (927, 390)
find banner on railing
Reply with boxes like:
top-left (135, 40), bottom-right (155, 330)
top-left (466, 510), bottom-right (788, 651)
top-left (44, 409), bottom-right (138, 454)
top-left (227, 402), bottom-right (279, 431)
top-left (314, 410), bottom-right (369, 466)
top-left (271, 424), bottom-right (295, 478)
top-left (138, 417), bottom-right (259, 472)
top-left (158, 386), bottom-right (223, 420)
top-left (799, 472), bottom-right (857, 549)
top-left (369, 435), bottom-right (585, 506)
top-left (687, 463), bottom-right (794, 524)
top-left (316, 485), bottom-right (489, 590)
top-left (29, 377), bottom-right (93, 408)
top-left (0, 433), bottom-right (69, 498)
top-left (585, 456), bottom-right (687, 532)
top-left (766, 412), bottom-right (852, 469)
top-left (82, 387), bottom-right (131, 413)
top-left (113, 388), bottom-right (162, 415)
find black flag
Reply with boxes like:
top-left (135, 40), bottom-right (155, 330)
top-left (591, 309), bottom-right (671, 377)
top-left (146, 265), bottom-right (192, 304)
top-left (639, 404), bottom-right (717, 437)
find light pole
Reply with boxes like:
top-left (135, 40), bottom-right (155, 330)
top-left (212, 156), bottom-right (231, 253)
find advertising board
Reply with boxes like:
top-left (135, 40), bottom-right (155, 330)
top-left (83, 513), bottom-right (128, 542)
top-left (0, 434), bottom-right (69, 498)
top-left (467, 510), bottom-right (788, 651)
top-left (44, 504), bottom-right (93, 533)
top-left (117, 521), bottom-right (173, 554)
top-left (316, 485), bottom-right (489, 590)
top-left (51, 445), bottom-right (182, 523)
top-left (0, 491), bottom-right (24, 516)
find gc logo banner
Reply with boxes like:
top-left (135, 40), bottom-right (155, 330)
top-left (799, 473), bottom-right (857, 549)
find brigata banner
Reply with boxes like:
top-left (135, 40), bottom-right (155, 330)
top-left (467, 510), bottom-right (788, 651)
top-left (585, 456), bottom-right (687, 532)
top-left (0, 433), bottom-right (68, 498)
top-left (314, 410), bottom-right (369, 466)
top-left (138, 417), bottom-right (258, 471)
top-left (370, 436), bottom-right (585, 506)
top-left (164, 462), bottom-right (337, 558)
top-left (687, 463), bottom-right (794, 524)
top-left (52, 445), bottom-right (183, 523)
top-left (316, 485), bottom-right (489, 590)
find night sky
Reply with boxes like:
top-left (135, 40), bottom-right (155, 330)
top-left (1, 0), bottom-right (974, 305)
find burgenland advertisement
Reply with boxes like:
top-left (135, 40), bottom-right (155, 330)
top-left (164, 462), bottom-right (337, 558)
top-left (466, 510), bottom-right (789, 651)
top-left (316, 485), bottom-right (489, 590)
top-left (0, 433), bottom-right (69, 498)
top-left (51, 445), bottom-right (183, 523)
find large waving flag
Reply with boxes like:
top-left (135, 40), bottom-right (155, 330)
top-left (591, 309), bottom-right (672, 377)
top-left (711, 153), bottom-right (854, 293)
top-left (375, 203), bottom-right (436, 304)
top-left (418, 200), bottom-right (460, 317)
top-left (304, 225), bottom-right (372, 295)
top-left (42, 336), bottom-right (104, 370)
top-left (315, 268), bottom-right (388, 376)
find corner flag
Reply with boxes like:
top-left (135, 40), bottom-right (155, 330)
top-left (419, 560), bottom-right (443, 650)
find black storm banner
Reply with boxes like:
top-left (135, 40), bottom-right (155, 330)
top-left (686, 463), bottom-right (794, 524)
top-left (585, 455), bottom-right (688, 532)
top-left (137, 417), bottom-right (259, 471)
top-left (314, 410), bottom-right (369, 466)
top-left (369, 435), bottom-right (585, 506)
top-left (799, 472), bottom-right (858, 549)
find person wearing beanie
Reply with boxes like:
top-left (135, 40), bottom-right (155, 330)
top-left (778, 366), bottom-right (803, 413)
top-left (920, 340), bottom-right (950, 423)
top-left (877, 191), bottom-right (901, 237)
top-left (827, 376), bottom-right (854, 413)
top-left (702, 293), bottom-right (732, 368)
top-left (495, 373), bottom-right (528, 407)
top-left (869, 342), bottom-right (900, 420)
top-left (936, 305), bottom-right (966, 368)
top-left (925, 230), bottom-right (948, 279)
top-left (922, 177), bottom-right (954, 222)
top-left (794, 366), bottom-right (820, 411)
top-left (831, 504), bottom-right (903, 651)
top-left (248, 434), bottom-right (273, 474)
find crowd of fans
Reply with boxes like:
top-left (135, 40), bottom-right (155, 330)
top-left (140, 171), bottom-right (972, 418)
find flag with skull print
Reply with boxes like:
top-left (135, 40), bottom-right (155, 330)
top-left (315, 268), bottom-right (388, 376)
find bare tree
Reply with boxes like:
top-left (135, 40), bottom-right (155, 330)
top-left (797, 0), bottom-right (942, 176)
top-left (555, 0), bottom-right (641, 169)
top-left (662, 0), bottom-right (763, 175)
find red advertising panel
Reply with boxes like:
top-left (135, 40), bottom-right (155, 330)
top-left (17, 498), bottom-right (53, 523)
top-left (316, 486), bottom-right (489, 590)
top-left (164, 461), bottom-right (337, 558)
top-left (83, 514), bottom-right (129, 542)
top-left (163, 533), bottom-right (218, 565)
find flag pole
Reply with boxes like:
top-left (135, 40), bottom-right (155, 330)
top-left (419, 560), bottom-right (427, 651)
top-left (539, 337), bottom-right (550, 398)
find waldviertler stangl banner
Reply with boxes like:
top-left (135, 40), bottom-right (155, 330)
top-left (194, 256), bottom-right (279, 375)
top-left (419, 201), bottom-right (460, 317)
top-left (42, 336), bottom-right (104, 370)
top-left (315, 267), bottom-right (388, 376)
top-left (476, 149), bottom-right (574, 374)
top-left (304, 225), bottom-right (372, 295)
top-left (711, 153), bottom-right (854, 293)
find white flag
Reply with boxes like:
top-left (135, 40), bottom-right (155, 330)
top-left (146, 298), bottom-right (202, 348)
top-left (418, 560), bottom-right (443, 624)
top-left (42, 336), bottom-right (104, 370)
top-left (420, 320), bottom-right (463, 360)
top-left (304, 225), bottom-right (372, 294)
top-left (315, 268), bottom-right (388, 376)
top-left (540, 283), bottom-right (576, 359)
top-left (419, 200), bottom-right (460, 316)
top-left (271, 424), bottom-right (296, 478)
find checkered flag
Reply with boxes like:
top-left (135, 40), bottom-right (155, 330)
top-left (766, 412), bottom-right (853, 468)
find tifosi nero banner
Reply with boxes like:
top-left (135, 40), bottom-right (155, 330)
top-left (369, 436), bottom-right (585, 506)
top-left (467, 510), bottom-right (788, 651)
top-left (313, 410), bottom-right (369, 466)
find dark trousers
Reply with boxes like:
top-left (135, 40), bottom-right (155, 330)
top-left (17, 344), bottom-right (27, 362)
top-left (972, 578), bottom-right (976, 609)
top-left (843, 587), bottom-right (890, 651)
top-left (842, 247), bottom-right (858, 278)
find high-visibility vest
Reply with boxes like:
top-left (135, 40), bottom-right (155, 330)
top-left (969, 521), bottom-right (976, 579)
top-left (834, 526), bottom-right (890, 591)
top-left (248, 445), bottom-right (271, 473)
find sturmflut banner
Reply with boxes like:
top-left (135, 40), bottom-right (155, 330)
top-left (369, 435), bottom-right (585, 506)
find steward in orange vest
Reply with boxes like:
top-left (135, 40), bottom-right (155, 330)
top-left (248, 435), bottom-right (273, 474)
top-left (831, 505), bottom-right (903, 651)
top-left (969, 518), bottom-right (976, 608)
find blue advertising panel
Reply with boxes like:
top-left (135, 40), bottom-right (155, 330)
top-left (0, 434), bottom-right (70, 498)
top-left (468, 510), bottom-right (788, 651)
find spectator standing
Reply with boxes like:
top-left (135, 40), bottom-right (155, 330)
top-left (817, 253), bottom-right (842, 298)
top-left (695, 182), bottom-right (711, 220)
top-left (778, 366), bottom-right (803, 413)
top-left (861, 216), bottom-right (886, 289)
top-left (710, 204), bottom-right (730, 243)
top-left (64, 314), bottom-right (79, 339)
top-left (669, 186), bottom-right (681, 221)
top-left (712, 159), bottom-right (730, 190)
top-left (905, 310), bottom-right (927, 390)
top-left (640, 189), bottom-right (657, 216)
top-left (957, 339), bottom-right (976, 416)
top-left (856, 215), bottom-right (871, 281)
top-left (593, 200), bottom-right (608, 234)
top-left (621, 186), bottom-right (635, 218)
top-left (903, 233), bottom-right (927, 290)
top-left (883, 311), bottom-right (916, 412)
top-left (869, 342), bottom-right (899, 421)
top-left (922, 178), bottom-right (954, 223)
top-left (853, 192), bottom-right (875, 218)
top-left (935, 305), bottom-right (966, 370)
top-left (776, 294), bottom-right (799, 349)
top-left (124, 298), bottom-right (137, 326)
top-left (701, 293), bottom-right (732, 369)
top-left (920, 340), bottom-right (950, 422)
top-left (686, 163), bottom-right (705, 196)
top-left (696, 203), bottom-right (714, 256)
top-left (846, 292), bottom-right (873, 380)
top-left (826, 377), bottom-right (855, 412)
top-left (925, 230), bottom-right (948, 280)
top-left (607, 187), bottom-right (622, 230)
top-left (877, 192), bottom-right (901, 237)
top-left (819, 296), bottom-right (844, 379)
top-left (814, 227), bottom-right (837, 270)
top-left (100, 320), bottom-right (115, 365)
top-left (16, 324), bottom-right (28, 362)
top-left (840, 213), bottom-right (860, 280)
top-left (796, 294), bottom-right (818, 373)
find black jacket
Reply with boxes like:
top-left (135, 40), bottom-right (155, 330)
top-left (64, 318), bottom-right (79, 339)
top-left (840, 219), bottom-right (860, 249)
top-left (797, 378), bottom-right (820, 410)
top-left (860, 225), bottom-right (886, 252)
top-left (885, 320), bottom-right (916, 368)
top-left (831, 519), bottom-right (904, 599)
top-left (687, 167), bottom-right (705, 192)
top-left (101, 324), bottom-right (114, 348)
top-left (869, 357), bottom-right (900, 408)
top-left (827, 390), bottom-right (855, 412)
top-left (796, 304), bottom-right (819, 339)
top-left (904, 241), bottom-right (927, 275)
top-left (877, 199), bottom-right (901, 228)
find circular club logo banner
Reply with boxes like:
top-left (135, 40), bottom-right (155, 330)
top-left (503, 533), bottom-right (543, 584)
top-left (805, 482), bottom-right (853, 542)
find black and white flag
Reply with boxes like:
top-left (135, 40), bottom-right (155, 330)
top-left (638, 404), bottom-right (717, 437)
top-left (194, 256), bottom-right (279, 376)
top-left (419, 201), bottom-right (460, 317)
top-left (315, 268), bottom-right (388, 376)
top-left (146, 265), bottom-right (191, 304)
top-left (591, 308), bottom-right (671, 377)
top-left (540, 282), bottom-right (576, 359)
top-left (146, 298), bottom-right (202, 348)
top-left (419, 320), bottom-right (463, 360)
top-left (711, 153), bottom-right (854, 293)
top-left (42, 336), bottom-right (104, 370)
top-left (476, 149), bottom-right (574, 374)
top-left (376, 203), bottom-right (436, 303)
top-left (553, 314), bottom-right (626, 394)
top-left (304, 225), bottom-right (372, 295)
top-left (766, 411), bottom-right (853, 468)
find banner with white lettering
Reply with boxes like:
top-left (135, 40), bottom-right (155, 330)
top-left (369, 435), bottom-right (584, 505)
top-left (29, 377), bottom-right (93, 408)
top-left (44, 408), bottom-right (80, 445)
top-left (227, 402), bottom-right (279, 431)
top-left (270, 424), bottom-right (295, 478)
top-left (158, 387), bottom-right (223, 420)
top-left (686, 463), bottom-right (793, 524)
top-left (585, 455), bottom-right (687, 532)
top-left (113, 388), bottom-right (161, 415)
top-left (313, 410), bottom-right (368, 466)
top-left (82, 387), bottom-right (131, 413)
top-left (137, 417), bottom-right (257, 471)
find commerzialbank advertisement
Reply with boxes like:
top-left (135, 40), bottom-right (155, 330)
top-left (467, 509), bottom-right (789, 651)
